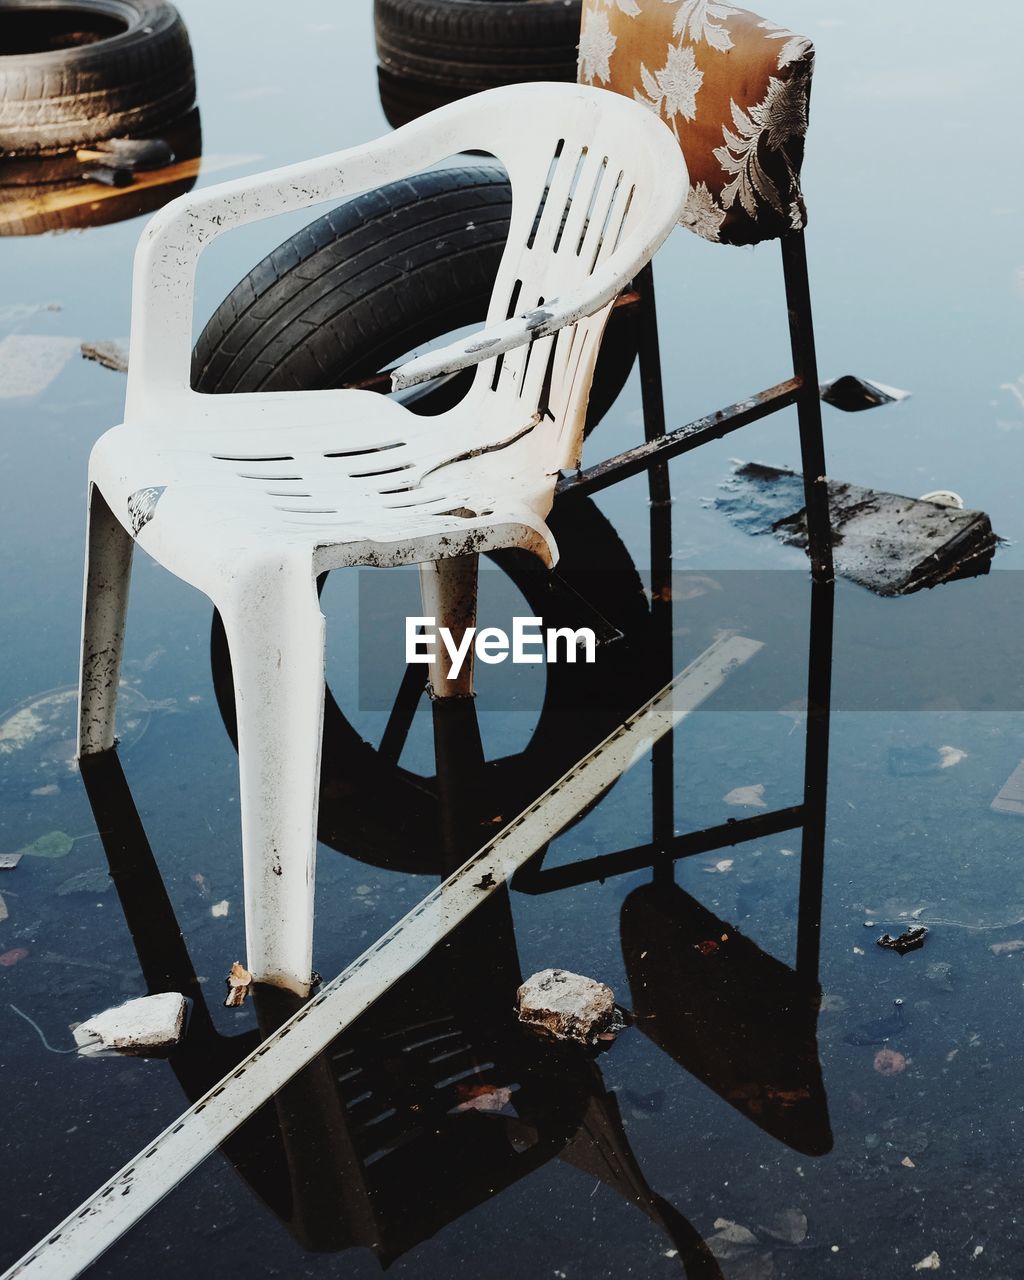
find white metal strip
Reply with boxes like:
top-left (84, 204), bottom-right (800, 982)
top-left (3, 633), bottom-right (761, 1280)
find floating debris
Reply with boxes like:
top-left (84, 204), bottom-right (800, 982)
top-left (889, 745), bottom-right (967, 776)
top-left (73, 993), bottom-right (187, 1057)
top-left (0, 893), bottom-right (7, 922)
top-left (0, 334), bottom-right (79, 399)
top-left (989, 940), bottom-right (1024, 956)
top-left (0, 853), bottom-right (22, 869)
top-left (57, 869), bottom-right (112, 897)
top-left (0, 684), bottom-right (156, 792)
top-left (223, 962), bottom-right (253, 1008)
top-left (913, 1251), bottom-right (941, 1271)
top-left (451, 1083), bottom-right (514, 1114)
top-left (80, 340), bottom-right (129, 373)
top-left (723, 783), bottom-right (766, 809)
top-left (717, 463), bottom-right (999, 595)
top-left (925, 962), bottom-right (954, 991)
top-left (820, 374), bottom-right (910, 412)
top-left (703, 858), bottom-right (735, 874)
top-left (211, 899), bottom-right (230, 918)
top-left (918, 489), bottom-right (964, 509)
top-left (20, 831), bottom-right (73, 859)
top-left (878, 927), bottom-right (928, 955)
top-left (0, 948), bottom-right (29, 967)
top-left (516, 968), bottom-right (616, 1045)
top-left (991, 760), bottom-right (1024, 816)
top-left (845, 998), bottom-right (907, 1046)
top-left (873, 1048), bottom-right (908, 1076)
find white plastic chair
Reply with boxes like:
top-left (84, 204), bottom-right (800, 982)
top-left (76, 81), bottom-right (688, 995)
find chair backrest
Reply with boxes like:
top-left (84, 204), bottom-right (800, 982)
top-left (464, 85), bottom-right (683, 468)
top-left (577, 1), bottom-right (814, 247)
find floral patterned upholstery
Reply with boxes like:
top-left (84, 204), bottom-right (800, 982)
top-left (578, 1), bottom-right (814, 246)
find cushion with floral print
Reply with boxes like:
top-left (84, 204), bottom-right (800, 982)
top-left (578, 0), bottom-right (814, 246)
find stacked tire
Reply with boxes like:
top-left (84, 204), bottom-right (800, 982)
top-left (0, 0), bottom-right (195, 156)
top-left (375, 0), bottom-right (581, 129)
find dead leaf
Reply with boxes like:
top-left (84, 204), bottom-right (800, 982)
top-left (873, 1048), bottom-right (908, 1076)
top-left (724, 784), bottom-right (766, 809)
top-left (452, 1083), bottom-right (513, 1113)
top-left (989, 940), bottom-right (1024, 956)
top-left (20, 830), bottom-right (74, 859)
top-left (0, 947), bottom-right (29, 967)
top-left (758, 1208), bottom-right (807, 1245)
top-left (224, 961), bottom-right (253, 1008)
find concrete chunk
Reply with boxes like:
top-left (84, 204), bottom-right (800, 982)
top-left (516, 968), bottom-right (615, 1044)
top-left (73, 993), bottom-right (187, 1057)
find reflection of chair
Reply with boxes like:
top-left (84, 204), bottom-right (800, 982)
top-left (79, 752), bottom-right (722, 1277)
top-left (76, 82), bottom-right (688, 995)
top-left (621, 883), bottom-right (831, 1156)
top-left (573, 1), bottom-right (833, 583)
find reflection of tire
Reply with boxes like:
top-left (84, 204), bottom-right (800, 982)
top-left (0, 107), bottom-right (201, 236)
top-left (0, 0), bottom-right (195, 155)
top-left (374, 0), bottom-right (580, 127)
top-left (192, 164), bottom-right (637, 430)
top-left (210, 495), bottom-right (655, 875)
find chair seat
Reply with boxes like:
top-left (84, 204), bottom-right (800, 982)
top-left (91, 387), bottom-right (560, 583)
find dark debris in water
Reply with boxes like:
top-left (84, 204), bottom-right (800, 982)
top-left (716, 462), bottom-right (999, 595)
top-left (819, 374), bottom-right (910, 412)
top-left (878, 927), bottom-right (929, 955)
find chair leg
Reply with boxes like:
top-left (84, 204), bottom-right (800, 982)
top-left (418, 553), bottom-right (479, 699)
top-left (218, 560), bottom-right (326, 997)
top-left (782, 232), bottom-right (835, 585)
top-left (78, 484), bottom-right (134, 757)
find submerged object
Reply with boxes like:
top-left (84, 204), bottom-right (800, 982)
top-left (716, 462), bottom-right (999, 595)
top-left (819, 374), bottom-right (910, 412)
top-left (845, 998), bottom-right (906, 1046)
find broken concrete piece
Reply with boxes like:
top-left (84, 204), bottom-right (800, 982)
top-left (716, 463), bottom-right (999, 596)
top-left (516, 968), bottom-right (615, 1044)
top-left (878, 927), bottom-right (928, 955)
top-left (73, 993), bottom-right (187, 1057)
top-left (992, 761), bottom-right (1024, 816)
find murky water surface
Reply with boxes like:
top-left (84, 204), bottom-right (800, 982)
top-left (1, 3), bottom-right (1023, 1277)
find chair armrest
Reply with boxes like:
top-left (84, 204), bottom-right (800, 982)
top-left (391, 220), bottom-right (674, 391)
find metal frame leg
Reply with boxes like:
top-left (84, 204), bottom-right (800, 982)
top-left (782, 231), bottom-right (834, 585)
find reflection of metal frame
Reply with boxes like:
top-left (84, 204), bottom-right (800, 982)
top-left (517, 258), bottom-right (835, 984)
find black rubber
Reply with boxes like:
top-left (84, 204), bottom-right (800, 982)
top-left (0, 0), bottom-right (195, 156)
top-left (374, 0), bottom-right (579, 126)
top-left (191, 163), bottom-right (638, 430)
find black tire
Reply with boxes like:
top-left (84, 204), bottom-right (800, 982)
top-left (0, 0), bottom-right (195, 156)
top-left (191, 163), bottom-right (638, 431)
top-left (374, 0), bottom-right (579, 125)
